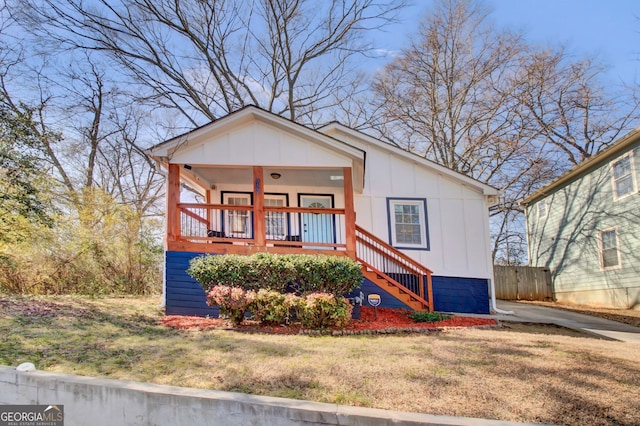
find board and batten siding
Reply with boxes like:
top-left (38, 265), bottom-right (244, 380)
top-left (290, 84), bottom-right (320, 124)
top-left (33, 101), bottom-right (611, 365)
top-left (527, 143), bottom-right (640, 308)
top-left (330, 131), bottom-right (494, 282)
top-left (168, 120), bottom-right (355, 169)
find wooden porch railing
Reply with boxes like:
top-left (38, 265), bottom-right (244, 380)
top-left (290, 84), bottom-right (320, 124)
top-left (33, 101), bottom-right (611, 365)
top-left (356, 225), bottom-right (434, 311)
top-left (177, 203), bottom-right (349, 251)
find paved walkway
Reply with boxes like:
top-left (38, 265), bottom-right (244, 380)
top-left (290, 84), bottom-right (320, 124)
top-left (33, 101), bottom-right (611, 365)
top-left (494, 301), bottom-right (640, 343)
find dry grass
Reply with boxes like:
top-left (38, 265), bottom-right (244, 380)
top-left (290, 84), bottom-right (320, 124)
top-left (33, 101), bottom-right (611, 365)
top-left (1, 295), bottom-right (639, 425)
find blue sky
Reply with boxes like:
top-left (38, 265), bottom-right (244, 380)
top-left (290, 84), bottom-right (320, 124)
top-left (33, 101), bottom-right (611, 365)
top-left (378, 0), bottom-right (640, 84)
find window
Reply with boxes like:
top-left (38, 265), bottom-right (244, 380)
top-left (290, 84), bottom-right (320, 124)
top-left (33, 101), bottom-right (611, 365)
top-left (387, 198), bottom-right (429, 250)
top-left (600, 229), bottom-right (620, 269)
top-left (611, 154), bottom-right (636, 199)
top-left (264, 194), bottom-right (288, 239)
top-left (538, 200), bottom-right (547, 218)
top-left (223, 193), bottom-right (252, 238)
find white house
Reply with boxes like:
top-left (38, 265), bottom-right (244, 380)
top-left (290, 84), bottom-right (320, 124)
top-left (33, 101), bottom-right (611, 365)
top-left (147, 106), bottom-right (500, 315)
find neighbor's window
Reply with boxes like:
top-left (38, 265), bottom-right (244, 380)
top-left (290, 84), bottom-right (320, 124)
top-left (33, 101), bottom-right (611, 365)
top-left (387, 198), bottom-right (429, 250)
top-left (600, 229), bottom-right (620, 269)
top-left (611, 154), bottom-right (636, 199)
top-left (538, 200), bottom-right (547, 218)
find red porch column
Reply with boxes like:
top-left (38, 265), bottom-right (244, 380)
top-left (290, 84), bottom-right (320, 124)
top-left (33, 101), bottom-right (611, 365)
top-left (343, 167), bottom-right (357, 258)
top-left (253, 166), bottom-right (266, 247)
top-left (166, 163), bottom-right (181, 243)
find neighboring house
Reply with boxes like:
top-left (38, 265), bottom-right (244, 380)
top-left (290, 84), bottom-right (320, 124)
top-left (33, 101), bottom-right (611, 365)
top-left (522, 127), bottom-right (640, 309)
top-left (147, 106), bottom-right (499, 316)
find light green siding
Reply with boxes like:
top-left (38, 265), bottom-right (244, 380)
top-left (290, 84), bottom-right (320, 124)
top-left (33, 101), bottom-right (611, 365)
top-left (526, 143), bottom-right (640, 308)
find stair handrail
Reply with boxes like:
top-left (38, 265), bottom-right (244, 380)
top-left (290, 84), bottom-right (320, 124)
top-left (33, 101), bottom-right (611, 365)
top-left (355, 225), bottom-right (434, 311)
top-left (356, 225), bottom-right (433, 274)
top-left (358, 259), bottom-right (429, 311)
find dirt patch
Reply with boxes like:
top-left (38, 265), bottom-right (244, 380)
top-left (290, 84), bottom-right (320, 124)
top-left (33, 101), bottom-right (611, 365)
top-left (162, 307), bottom-right (497, 334)
top-left (0, 298), bottom-right (79, 317)
top-left (0, 296), bottom-right (124, 319)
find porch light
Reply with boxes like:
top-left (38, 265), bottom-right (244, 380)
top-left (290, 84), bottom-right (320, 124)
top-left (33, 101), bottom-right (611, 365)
top-left (270, 173), bottom-right (281, 179)
top-left (330, 175), bottom-right (344, 181)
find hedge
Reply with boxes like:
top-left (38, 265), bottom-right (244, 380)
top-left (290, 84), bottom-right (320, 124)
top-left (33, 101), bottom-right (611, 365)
top-left (204, 285), bottom-right (353, 328)
top-left (187, 253), bottom-right (363, 296)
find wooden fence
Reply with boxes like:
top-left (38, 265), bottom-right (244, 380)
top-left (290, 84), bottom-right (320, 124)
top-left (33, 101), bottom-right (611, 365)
top-left (493, 266), bottom-right (553, 301)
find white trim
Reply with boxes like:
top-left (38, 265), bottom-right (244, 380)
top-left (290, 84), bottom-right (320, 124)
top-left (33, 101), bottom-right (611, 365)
top-left (610, 152), bottom-right (637, 201)
top-left (599, 227), bottom-right (622, 271)
top-left (388, 199), bottom-right (428, 250)
top-left (148, 107), bottom-right (365, 161)
top-left (319, 122), bottom-right (500, 196)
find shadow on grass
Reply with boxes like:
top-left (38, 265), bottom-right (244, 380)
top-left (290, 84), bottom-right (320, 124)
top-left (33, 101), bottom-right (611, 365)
top-left (2, 296), bottom-right (639, 425)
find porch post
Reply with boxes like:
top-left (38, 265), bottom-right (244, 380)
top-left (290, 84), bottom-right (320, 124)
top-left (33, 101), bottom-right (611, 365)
top-left (205, 189), bottom-right (212, 229)
top-left (253, 166), bottom-right (266, 247)
top-left (343, 167), bottom-right (357, 258)
top-left (166, 163), bottom-right (181, 243)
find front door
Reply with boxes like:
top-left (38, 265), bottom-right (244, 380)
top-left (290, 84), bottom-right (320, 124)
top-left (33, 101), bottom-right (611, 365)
top-left (300, 195), bottom-right (334, 248)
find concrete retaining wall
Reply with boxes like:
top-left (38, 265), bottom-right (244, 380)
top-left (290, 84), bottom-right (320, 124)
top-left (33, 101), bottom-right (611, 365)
top-left (0, 366), bottom-right (541, 426)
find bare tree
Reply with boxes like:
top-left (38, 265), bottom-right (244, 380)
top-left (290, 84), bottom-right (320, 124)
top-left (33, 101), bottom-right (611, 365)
top-left (367, 0), bottom-right (639, 263)
top-left (17, 0), bottom-right (405, 127)
top-left (368, 0), bottom-right (544, 262)
top-left (371, 0), bottom-right (536, 173)
top-left (515, 48), bottom-right (640, 166)
top-left (95, 105), bottom-right (165, 220)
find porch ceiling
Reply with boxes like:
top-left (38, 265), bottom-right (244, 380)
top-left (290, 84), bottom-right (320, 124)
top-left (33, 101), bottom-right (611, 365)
top-left (182, 166), bottom-right (350, 191)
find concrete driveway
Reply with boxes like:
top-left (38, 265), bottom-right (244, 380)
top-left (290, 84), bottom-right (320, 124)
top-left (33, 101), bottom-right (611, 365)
top-left (494, 301), bottom-right (640, 343)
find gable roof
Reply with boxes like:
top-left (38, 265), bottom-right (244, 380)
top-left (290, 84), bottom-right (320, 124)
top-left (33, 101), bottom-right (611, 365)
top-left (147, 106), bottom-right (365, 161)
top-left (521, 126), bottom-right (640, 206)
top-left (147, 105), bottom-right (499, 197)
top-left (319, 122), bottom-right (499, 196)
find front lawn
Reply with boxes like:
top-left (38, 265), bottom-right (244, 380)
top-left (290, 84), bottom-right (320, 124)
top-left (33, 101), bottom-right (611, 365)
top-left (1, 295), bottom-right (638, 426)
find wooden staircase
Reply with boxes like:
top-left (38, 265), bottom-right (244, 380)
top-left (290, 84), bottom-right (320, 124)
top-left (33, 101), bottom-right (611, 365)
top-left (356, 225), bottom-right (434, 312)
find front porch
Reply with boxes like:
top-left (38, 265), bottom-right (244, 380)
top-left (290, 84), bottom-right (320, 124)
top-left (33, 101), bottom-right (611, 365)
top-left (166, 165), bottom-right (357, 258)
top-left (164, 162), bottom-right (433, 312)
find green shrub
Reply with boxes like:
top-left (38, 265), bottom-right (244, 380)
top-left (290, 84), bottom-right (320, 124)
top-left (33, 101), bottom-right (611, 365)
top-left (408, 311), bottom-right (451, 323)
top-left (205, 285), bottom-right (254, 326)
top-left (188, 255), bottom-right (257, 290)
top-left (205, 286), bottom-right (353, 329)
top-left (188, 253), bottom-right (362, 295)
top-left (249, 289), bottom-right (291, 325)
top-left (291, 255), bottom-right (363, 296)
top-left (251, 253), bottom-right (298, 293)
top-left (295, 293), bottom-right (353, 329)
top-left (0, 193), bottom-right (163, 296)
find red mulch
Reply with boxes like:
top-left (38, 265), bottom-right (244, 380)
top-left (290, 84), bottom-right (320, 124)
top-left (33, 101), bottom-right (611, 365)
top-left (162, 307), bottom-right (497, 335)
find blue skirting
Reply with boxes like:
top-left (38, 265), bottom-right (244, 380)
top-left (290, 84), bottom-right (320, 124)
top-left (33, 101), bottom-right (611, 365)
top-left (165, 251), bottom-right (219, 317)
top-left (432, 276), bottom-right (490, 314)
top-left (164, 251), bottom-right (490, 316)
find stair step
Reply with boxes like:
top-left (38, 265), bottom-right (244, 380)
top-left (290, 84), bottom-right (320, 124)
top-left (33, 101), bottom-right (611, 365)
top-left (360, 268), bottom-right (430, 311)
